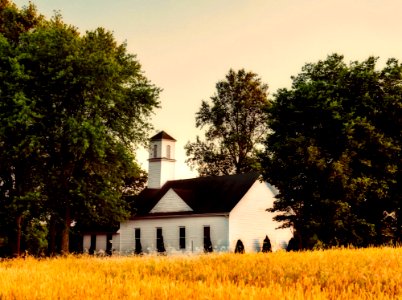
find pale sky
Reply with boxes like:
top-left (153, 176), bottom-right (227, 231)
top-left (13, 0), bottom-right (402, 178)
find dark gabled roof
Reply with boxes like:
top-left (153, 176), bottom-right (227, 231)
top-left (150, 131), bottom-right (176, 141)
top-left (131, 172), bottom-right (260, 217)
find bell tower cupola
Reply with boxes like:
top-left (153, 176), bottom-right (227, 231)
top-left (147, 131), bottom-right (176, 189)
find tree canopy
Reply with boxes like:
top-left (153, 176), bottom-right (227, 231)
top-left (186, 69), bottom-right (270, 176)
top-left (261, 54), bottom-right (402, 249)
top-left (0, 0), bottom-right (160, 256)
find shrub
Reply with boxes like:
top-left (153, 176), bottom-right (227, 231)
top-left (24, 219), bottom-right (48, 256)
top-left (262, 236), bottom-right (272, 252)
top-left (234, 240), bottom-right (245, 254)
top-left (287, 237), bottom-right (298, 252)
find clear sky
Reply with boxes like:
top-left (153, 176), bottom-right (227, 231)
top-left (13, 0), bottom-right (402, 178)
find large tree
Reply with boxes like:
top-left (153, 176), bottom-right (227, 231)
top-left (0, 0), bottom-right (46, 256)
top-left (0, 1), bottom-right (160, 255)
top-left (262, 54), bottom-right (402, 249)
top-left (186, 69), bottom-right (270, 176)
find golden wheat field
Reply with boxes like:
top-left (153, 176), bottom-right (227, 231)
top-left (0, 247), bottom-right (401, 300)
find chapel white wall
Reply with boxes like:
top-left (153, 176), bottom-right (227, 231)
top-left (228, 180), bottom-right (293, 252)
top-left (112, 233), bottom-right (120, 253)
top-left (147, 162), bottom-right (162, 189)
top-left (119, 216), bottom-right (229, 254)
top-left (83, 235), bottom-right (91, 251)
top-left (82, 233), bottom-right (120, 253)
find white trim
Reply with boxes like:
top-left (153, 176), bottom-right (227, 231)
top-left (132, 212), bottom-right (229, 220)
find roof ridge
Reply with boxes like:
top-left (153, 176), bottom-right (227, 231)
top-left (164, 171), bottom-right (260, 184)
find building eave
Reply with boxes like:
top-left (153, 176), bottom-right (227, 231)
top-left (82, 231), bottom-right (118, 235)
top-left (148, 158), bottom-right (176, 162)
top-left (130, 212), bottom-right (229, 220)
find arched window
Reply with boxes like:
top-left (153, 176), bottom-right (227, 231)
top-left (153, 144), bottom-right (157, 158)
top-left (166, 145), bottom-right (171, 159)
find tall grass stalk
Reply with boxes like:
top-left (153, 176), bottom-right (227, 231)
top-left (0, 247), bottom-right (401, 299)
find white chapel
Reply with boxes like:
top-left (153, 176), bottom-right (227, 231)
top-left (83, 131), bottom-right (293, 254)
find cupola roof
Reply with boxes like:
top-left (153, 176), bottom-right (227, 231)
top-left (150, 131), bottom-right (176, 141)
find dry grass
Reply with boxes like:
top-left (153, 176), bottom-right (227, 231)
top-left (0, 247), bottom-right (401, 299)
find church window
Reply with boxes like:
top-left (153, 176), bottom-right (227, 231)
top-left (135, 228), bottom-right (141, 254)
top-left (89, 234), bottom-right (96, 255)
top-left (166, 145), bottom-right (171, 159)
top-left (203, 226), bottom-right (213, 252)
top-left (156, 227), bottom-right (162, 241)
top-left (153, 144), bottom-right (157, 158)
top-left (156, 227), bottom-right (165, 253)
top-left (106, 233), bottom-right (112, 255)
top-left (179, 227), bottom-right (185, 249)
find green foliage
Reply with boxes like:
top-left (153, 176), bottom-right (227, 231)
top-left (0, 1), bottom-right (46, 256)
top-left (186, 69), bottom-right (270, 176)
top-left (262, 54), bottom-right (402, 249)
top-left (0, 0), bottom-right (43, 44)
top-left (24, 218), bottom-right (48, 256)
top-left (0, 1), bottom-right (160, 255)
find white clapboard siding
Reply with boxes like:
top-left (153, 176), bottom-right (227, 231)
top-left (229, 180), bottom-right (293, 252)
top-left (83, 233), bottom-right (115, 253)
top-left (83, 235), bottom-right (91, 251)
top-left (148, 158), bottom-right (176, 189)
top-left (112, 233), bottom-right (120, 253)
top-left (95, 234), bottom-right (107, 251)
top-left (148, 139), bottom-right (176, 189)
top-left (148, 162), bottom-right (162, 189)
top-left (119, 215), bottom-right (229, 254)
top-left (150, 189), bottom-right (193, 213)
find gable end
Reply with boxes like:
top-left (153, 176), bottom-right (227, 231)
top-left (149, 188), bottom-right (193, 213)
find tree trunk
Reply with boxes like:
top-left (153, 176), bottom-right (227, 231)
top-left (61, 208), bottom-right (70, 255)
top-left (48, 216), bottom-right (57, 256)
top-left (13, 214), bottom-right (22, 257)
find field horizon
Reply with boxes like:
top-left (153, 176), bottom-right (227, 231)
top-left (1, 247), bottom-right (401, 299)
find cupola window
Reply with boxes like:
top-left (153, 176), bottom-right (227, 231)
top-left (166, 145), bottom-right (171, 159)
top-left (153, 144), bottom-right (157, 158)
